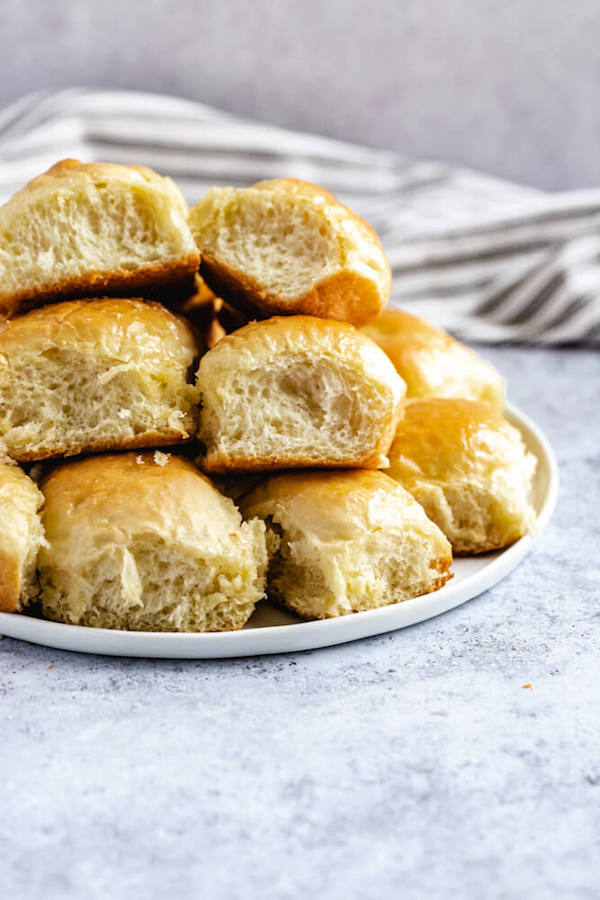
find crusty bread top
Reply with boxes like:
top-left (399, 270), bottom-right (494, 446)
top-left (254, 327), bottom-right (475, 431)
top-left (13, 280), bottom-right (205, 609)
top-left (41, 452), bottom-right (251, 556)
top-left (0, 297), bottom-right (200, 367)
top-left (189, 177), bottom-right (391, 325)
top-left (388, 397), bottom-right (531, 483)
top-left (9, 158), bottom-right (191, 219)
top-left (361, 308), bottom-right (505, 409)
top-left (241, 469), bottom-right (453, 550)
top-left (197, 314), bottom-right (405, 402)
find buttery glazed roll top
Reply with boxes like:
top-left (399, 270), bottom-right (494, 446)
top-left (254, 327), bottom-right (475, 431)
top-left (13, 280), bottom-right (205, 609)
top-left (389, 398), bottom-right (528, 481)
top-left (242, 469), bottom-right (444, 544)
top-left (0, 158), bottom-right (200, 316)
top-left (196, 315), bottom-right (406, 473)
top-left (189, 177), bottom-right (391, 325)
top-left (199, 314), bottom-right (402, 379)
top-left (41, 452), bottom-right (246, 552)
top-left (361, 308), bottom-right (505, 408)
top-left (0, 296), bottom-right (198, 361)
top-left (387, 398), bottom-right (537, 553)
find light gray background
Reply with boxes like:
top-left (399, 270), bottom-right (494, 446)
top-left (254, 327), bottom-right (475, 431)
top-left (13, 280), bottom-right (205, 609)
top-left (4, 0), bottom-right (600, 190)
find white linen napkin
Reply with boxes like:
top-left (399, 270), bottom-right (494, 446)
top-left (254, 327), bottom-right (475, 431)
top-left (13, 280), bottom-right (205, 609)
top-left (1, 87), bottom-right (598, 344)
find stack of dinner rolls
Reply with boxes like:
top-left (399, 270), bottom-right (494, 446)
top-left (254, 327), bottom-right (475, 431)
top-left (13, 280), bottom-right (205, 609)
top-left (0, 160), bottom-right (537, 632)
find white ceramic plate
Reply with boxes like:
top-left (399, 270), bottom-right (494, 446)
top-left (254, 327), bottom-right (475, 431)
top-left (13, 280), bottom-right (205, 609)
top-left (0, 404), bottom-right (557, 658)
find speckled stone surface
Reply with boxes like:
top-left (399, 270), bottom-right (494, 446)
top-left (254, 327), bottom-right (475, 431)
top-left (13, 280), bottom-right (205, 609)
top-left (1, 346), bottom-right (598, 900)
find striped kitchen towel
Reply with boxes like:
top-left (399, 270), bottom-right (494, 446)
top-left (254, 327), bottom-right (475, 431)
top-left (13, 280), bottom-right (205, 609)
top-left (0, 87), bottom-right (598, 345)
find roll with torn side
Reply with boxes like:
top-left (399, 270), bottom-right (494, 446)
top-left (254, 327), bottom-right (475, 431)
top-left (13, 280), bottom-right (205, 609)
top-left (240, 470), bottom-right (453, 619)
top-left (38, 453), bottom-right (268, 632)
top-left (189, 178), bottom-right (391, 325)
top-left (0, 459), bottom-right (46, 612)
top-left (0, 298), bottom-right (201, 462)
top-left (196, 316), bottom-right (406, 474)
top-left (387, 398), bottom-right (537, 554)
top-left (0, 159), bottom-right (200, 317)
top-left (361, 308), bottom-right (505, 409)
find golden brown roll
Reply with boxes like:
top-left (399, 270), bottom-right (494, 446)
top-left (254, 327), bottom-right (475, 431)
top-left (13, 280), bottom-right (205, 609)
top-left (0, 298), bottom-right (201, 462)
top-left (196, 315), bottom-right (406, 474)
top-left (240, 470), bottom-right (452, 619)
top-left (360, 308), bottom-right (505, 408)
top-left (0, 459), bottom-right (46, 612)
top-left (387, 398), bottom-right (537, 554)
top-left (189, 178), bottom-right (391, 326)
top-left (38, 452), bottom-right (268, 632)
top-left (0, 159), bottom-right (200, 316)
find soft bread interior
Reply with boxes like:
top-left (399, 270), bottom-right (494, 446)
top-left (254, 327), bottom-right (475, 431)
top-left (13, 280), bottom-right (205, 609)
top-left (0, 299), bottom-right (201, 461)
top-left (403, 456), bottom-right (537, 554)
top-left (265, 520), bottom-right (451, 619)
top-left (241, 471), bottom-right (453, 619)
top-left (199, 352), bottom-right (397, 471)
top-left (193, 187), bottom-right (340, 301)
top-left (40, 530), bottom-right (265, 632)
top-left (38, 453), bottom-right (268, 632)
top-left (0, 176), bottom-right (198, 305)
top-left (17, 506), bottom-right (45, 609)
top-left (190, 184), bottom-right (389, 320)
top-left (0, 347), bottom-right (198, 460)
top-left (0, 461), bottom-right (46, 611)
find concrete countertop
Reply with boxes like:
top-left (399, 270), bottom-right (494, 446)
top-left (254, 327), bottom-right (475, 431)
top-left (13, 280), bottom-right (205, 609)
top-left (1, 346), bottom-right (598, 900)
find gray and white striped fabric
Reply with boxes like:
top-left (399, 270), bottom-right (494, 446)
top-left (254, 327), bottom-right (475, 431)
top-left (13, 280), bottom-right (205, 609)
top-left (1, 87), bottom-right (598, 345)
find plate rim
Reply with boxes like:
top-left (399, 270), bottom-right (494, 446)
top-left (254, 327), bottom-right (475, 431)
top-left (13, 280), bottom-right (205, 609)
top-left (0, 402), bottom-right (558, 658)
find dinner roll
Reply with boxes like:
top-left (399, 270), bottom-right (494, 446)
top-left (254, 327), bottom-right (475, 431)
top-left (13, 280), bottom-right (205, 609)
top-left (189, 178), bottom-right (391, 325)
top-left (240, 470), bottom-right (452, 619)
top-left (361, 308), bottom-right (505, 408)
top-left (196, 316), bottom-right (406, 474)
top-left (0, 459), bottom-right (46, 612)
top-left (0, 159), bottom-right (200, 316)
top-left (387, 398), bottom-right (537, 554)
top-left (0, 298), bottom-right (200, 462)
top-left (38, 452), bottom-right (267, 631)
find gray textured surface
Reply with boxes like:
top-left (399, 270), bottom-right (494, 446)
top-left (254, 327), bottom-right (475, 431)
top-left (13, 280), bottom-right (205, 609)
top-left (3, 0), bottom-right (600, 190)
top-left (1, 345), bottom-right (599, 899)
